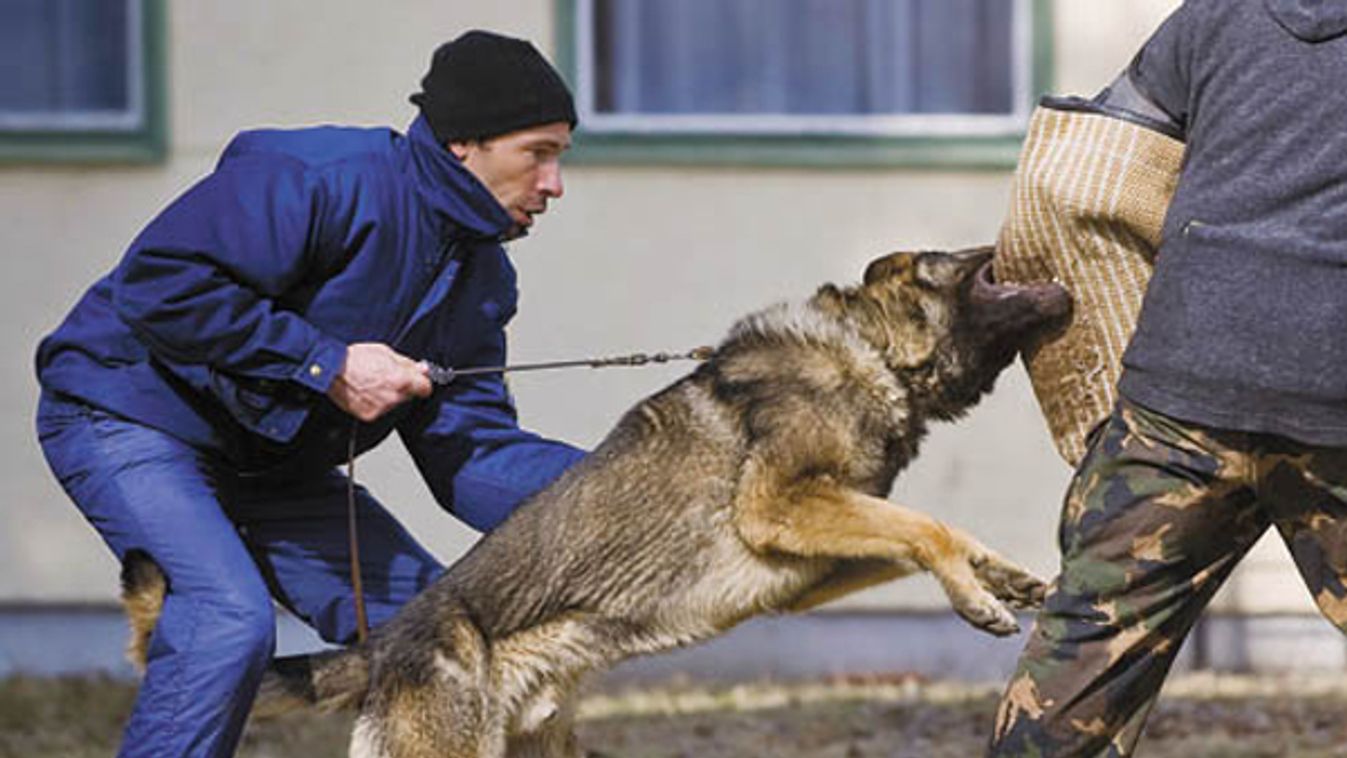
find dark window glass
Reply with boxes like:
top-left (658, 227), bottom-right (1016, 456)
top-left (0, 0), bottom-right (137, 129)
top-left (589, 0), bottom-right (1015, 119)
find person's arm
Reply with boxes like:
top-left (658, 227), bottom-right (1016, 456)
top-left (399, 322), bottom-right (585, 532)
top-left (112, 150), bottom-right (347, 396)
top-left (113, 148), bottom-right (428, 423)
top-left (993, 6), bottom-right (1193, 466)
top-left (1125, 1), bottom-right (1196, 134)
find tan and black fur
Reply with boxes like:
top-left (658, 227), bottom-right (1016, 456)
top-left (122, 247), bottom-right (1070, 757)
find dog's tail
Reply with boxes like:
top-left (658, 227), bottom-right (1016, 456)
top-left (120, 549), bottom-right (167, 673)
top-left (253, 648), bottom-right (370, 716)
top-left (119, 550), bottom-right (372, 716)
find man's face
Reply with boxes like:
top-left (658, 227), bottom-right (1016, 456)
top-left (450, 121), bottom-right (571, 239)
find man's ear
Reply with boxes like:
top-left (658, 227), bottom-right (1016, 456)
top-left (447, 141), bottom-right (471, 160)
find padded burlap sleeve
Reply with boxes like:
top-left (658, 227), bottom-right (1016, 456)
top-left (993, 104), bottom-right (1185, 466)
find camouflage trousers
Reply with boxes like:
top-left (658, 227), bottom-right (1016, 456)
top-left (988, 397), bottom-right (1347, 757)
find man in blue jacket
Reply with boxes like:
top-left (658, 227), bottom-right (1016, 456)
top-left (35, 30), bottom-right (586, 756)
top-left (990, 1), bottom-right (1347, 755)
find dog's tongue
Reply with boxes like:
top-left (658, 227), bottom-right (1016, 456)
top-left (973, 261), bottom-right (1071, 319)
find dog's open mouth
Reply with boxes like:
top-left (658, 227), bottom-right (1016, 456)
top-left (970, 260), bottom-right (1073, 339)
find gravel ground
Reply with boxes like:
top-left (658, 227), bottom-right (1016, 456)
top-left (3, 672), bottom-right (1347, 757)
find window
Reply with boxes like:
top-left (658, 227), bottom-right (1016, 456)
top-left (557, 0), bottom-right (1052, 167)
top-left (0, 0), bottom-right (166, 162)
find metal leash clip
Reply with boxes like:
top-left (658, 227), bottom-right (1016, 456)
top-left (424, 363), bottom-right (460, 385)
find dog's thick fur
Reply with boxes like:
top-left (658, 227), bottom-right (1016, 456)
top-left (122, 247), bottom-right (1069, 757)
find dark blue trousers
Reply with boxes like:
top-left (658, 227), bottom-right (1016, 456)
top-left (36, 391), bottom-right (444, 757)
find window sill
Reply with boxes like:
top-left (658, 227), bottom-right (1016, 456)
top-left (0, 130), bottom-right (167, 165)
top-left (567, 132), bottom-right (1026, 171)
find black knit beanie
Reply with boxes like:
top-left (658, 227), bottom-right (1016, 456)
top-left (410, 30), bottom-right (577, 144)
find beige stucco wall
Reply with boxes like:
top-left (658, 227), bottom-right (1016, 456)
top-left (2, 0), bottom-right (1303, 614)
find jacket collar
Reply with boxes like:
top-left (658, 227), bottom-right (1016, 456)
top-left (406, 114), bottom-right (513, 240)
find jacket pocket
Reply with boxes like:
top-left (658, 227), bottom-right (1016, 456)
top-left (209, 370), bottom-right (279, 426)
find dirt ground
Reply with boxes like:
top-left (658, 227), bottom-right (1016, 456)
top-left (3, 672), bottom-right (1347, 757)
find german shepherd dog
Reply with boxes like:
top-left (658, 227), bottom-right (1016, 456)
top-left (123, 247), bottom-right (1069, 757)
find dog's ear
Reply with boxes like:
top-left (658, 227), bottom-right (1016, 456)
top-left (863, 252), bottom-right (919, 286)
top-left (813, 283), bottom-right (850, 318)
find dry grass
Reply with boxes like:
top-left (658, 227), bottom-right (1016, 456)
top-left (3, 672), bottom-right (1347, 757)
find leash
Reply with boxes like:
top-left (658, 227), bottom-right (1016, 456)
top-left (345, 345), bottom-right (714, 643)
top-left (421, 346), bottom-right (716, 385)
top-left (346, 421), bottom-right (370, 644)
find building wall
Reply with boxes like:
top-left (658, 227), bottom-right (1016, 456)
top-left (1, 0), bottom-right (1310, 619)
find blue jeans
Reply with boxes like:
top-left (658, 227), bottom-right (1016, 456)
top-left (36, 391), bottom-right (443, 757)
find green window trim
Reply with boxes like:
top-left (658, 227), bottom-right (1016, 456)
top-left (554, 0), bottom-right (1054, 170)
top-left (0, 0), bottom-right (168, 165)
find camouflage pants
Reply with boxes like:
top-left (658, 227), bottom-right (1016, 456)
top-left (988, 397), bottom-right (1347, 757)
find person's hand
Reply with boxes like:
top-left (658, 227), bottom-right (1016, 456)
top-left (326, 343), bottom-right (432, 422)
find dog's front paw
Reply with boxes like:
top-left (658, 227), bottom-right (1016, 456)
top-left (971, 551), bottom-right (1048, 610)
top-left (927, 528), bottom-right (1042, 636)
top-left (947, 583), bottom-right (1020, 637)
top-left (931, 555), bottom-right (1020, 636)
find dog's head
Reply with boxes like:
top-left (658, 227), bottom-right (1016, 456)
top-left (846, 246), bottom-right (1071, 419)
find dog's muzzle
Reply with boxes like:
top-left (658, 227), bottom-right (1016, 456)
top-left (970, 258), bottom-right (1071, 328)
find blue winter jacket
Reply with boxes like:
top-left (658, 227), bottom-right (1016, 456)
top-left (36, 115), bottom-right (584, 531)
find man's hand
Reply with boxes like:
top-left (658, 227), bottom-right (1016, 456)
top-left (326, 343), bottom-right (433, 422)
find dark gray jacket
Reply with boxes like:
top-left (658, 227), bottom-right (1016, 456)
top-left (1117, 0), bottom-right (1347, 445)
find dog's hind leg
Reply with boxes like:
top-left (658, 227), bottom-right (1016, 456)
top-left (505, 686), bottom-right (582, 758)
top-left (365, 610), bottom-right (507, 758)
top-left (491, 614), bottom-right (636, 757)
top-left (349, 713), bottom-right (390, 758)
top-left (365, 674), bottom-right (505, 758)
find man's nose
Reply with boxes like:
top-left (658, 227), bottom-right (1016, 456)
top-left (539, 160), bottom-right (564, 199)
